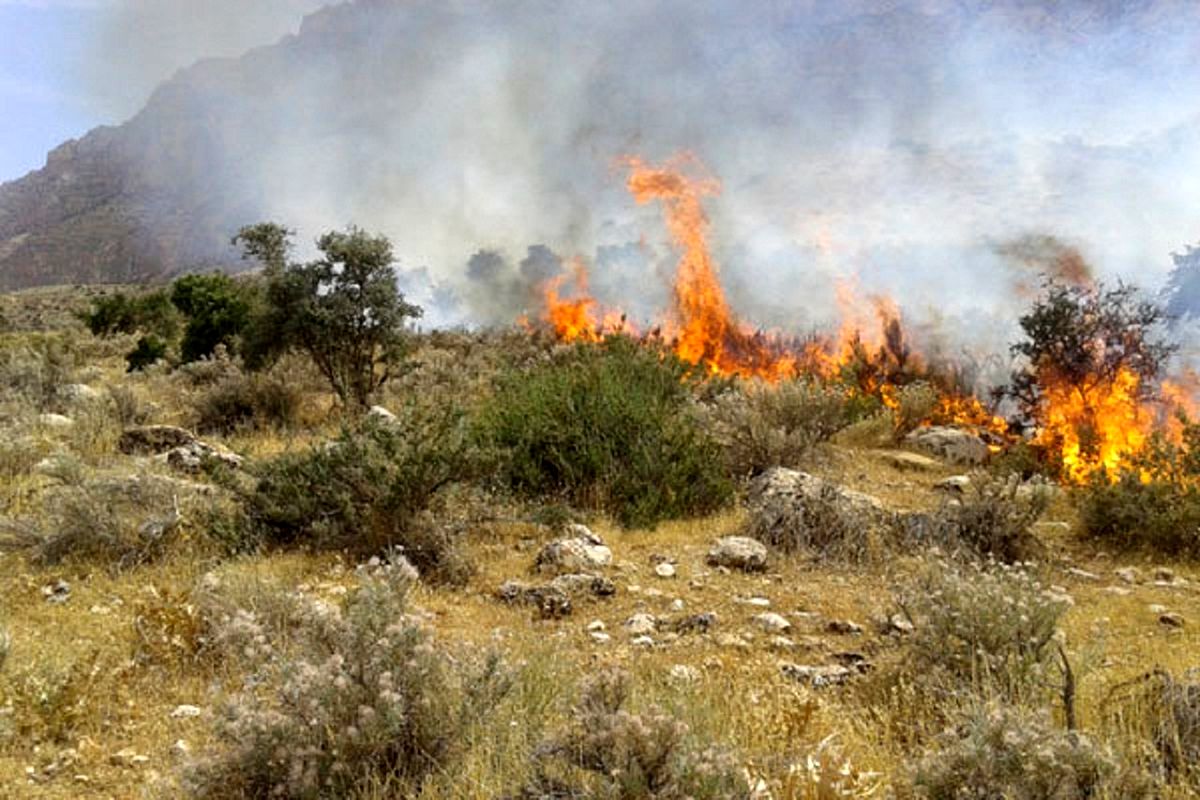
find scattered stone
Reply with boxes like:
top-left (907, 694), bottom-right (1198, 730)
top-left (624, 613), bottom-right (658, 637)
top-left (41, 580), bottom-right (71, 604)
top-left (826, 620), bottom-right (863, 636)
top-left (716, 633), bottom-right (751, 650)
top-left (586, 620), bottom-right (606, 633)
top-left (668, 664), bottom-right (701, 684)
top-left (669, 598), bottom-right (685, 612)
top-left (109, 748), bottom-right (144, 768)
top-left (654, 563), bottom-right (677, 579)
top-left (1154, 567), bottom-right (1176, 583)
top-left (779, 663), bottom-right (854, 687)
top-left (534, 528), bottom-right (613, 575)
top-left (670, 612), bottom-right (718, 635)
top-left (61, 383), bottom-right (103, 403)
top-left (171, 740), bottom-right (190, 759)
top-left (1065, 567), bottom-right (1101, 582)
top-left (706, 536), bottom-right (769, 572)
top-left (934, 475), bottom-right (972, 493)
top-left (495, 581), bottom-right (573, 618)
top-left (118, 425), bottom-right (197, 455)
top-left (165, 440), bottom-right (243, 473)
top-left (904, 426), bottom-right (989, 465)
top-left (832, 651), bottom-right (871, 670)
top-left (631, 635), bottom-right (655, 647)
top-left (548, 573), bottom-right (616, 598)
top-left (590, 632), bottom-right (611, 644)
top-left (1160, 612), bottom-right (1186, 629)
top-left (366, 405), bottom-right (398, 425)
top-left (170, 704), bottom-right (203, 720)
top-left (768, 636), bottom-right (796, 650)
top-left (752, 612), bottom-right (792, 634)
top-left (738, 596), bottom-right (772, 608)
top-left (885, 614), bottom-right (914, 635)
top-left (38, 413), bottom-right (74, 429)
top-left (1115, 567), bottom-right (1140, 585)
top-left (1149, 604), bottom-right (1168, 615)
top-left (878, 450), bottom-right (942, 471)
top-left (1102, 586), bottom-right (1132, 597)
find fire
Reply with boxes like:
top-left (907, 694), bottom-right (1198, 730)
top-left (1033, 366), bottom-right (1153, 483)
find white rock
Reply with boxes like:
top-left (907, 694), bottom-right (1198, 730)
top-left (655, 563), bottom-right (677, 579)
top-left (752, 612), bottom-right (792, 633)
top-left (366, 405), bottom-right (398, 424)
top-left (624, 613), bottom-right (657, 637)
top-left (590, 632), bottom-right (611, 644)
top-left (38, 413), bottom-right (74, 429)
top-left (586, 620), bottom-right (606, 632)
top-left (1115, 567), bottom-right (1139, 585)
top-left (903, 426), bottom-right (989, 465)
top-left (705, 536), bottom-right (769, 572)
top-left (631, 635), bottom-right (655, 647)
top-left (169, 704), bottom-right (203, 720)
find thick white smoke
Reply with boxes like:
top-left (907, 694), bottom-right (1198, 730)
top-left (78, 1), bottom-right (1200, 349)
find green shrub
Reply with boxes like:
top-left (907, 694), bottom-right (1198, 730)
top-left (702, 379), bottom-right (851, 478)
top-left (513, 667), bottom-right (751, 800)
top-left (1079, 424), bottom-right (1200, 556)
top-left (479, 336), bottom-right (733, 528)
top-left (897, 558), bottom-right (1071, 703)
top-left (912, 705), bottom-right (1127, 799)
top-left (125, 334), bottom-right (169, 372)
top-left (81, 289), bottom-right (179, 340)
top-left (184, 561), bottom-right (511, 798)
top-left (171, 273), bottom-right (255, 363)
top-left (240, 407), bottom-right (474, 582)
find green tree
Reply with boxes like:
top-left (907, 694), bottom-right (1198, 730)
top-left (233, 224), bottom-right (422, 407)
top-left (81, 290), bottom-right (180, 340)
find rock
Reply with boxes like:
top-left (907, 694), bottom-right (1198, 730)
top-left (631, 635), bottom-right (655, 647)
top-left (654, 563), bottom-right (677, 579)
top-left (669, 598), bottom-right (685, 612)
top-left (904, 426), bottom-right (989, 465)
top-left (534, 529), bottom-right (612, 575)
top-left (119, 425), bottom-right (197, 455)
top-left (586, 620), bottom-right (606, 632)
top-left (170, 740), bottom-right (190, 759)
top-left (590, 631), bottom-right (611, 643)
top-left (1102, 586), bottom-right (1132, 596)
top-left (38, 413), bottom-right (74, 429)
top-left (934, 475), bottom-right (972, 493)
top-left (495, 581), bottom-right (573, 618)
top-left (548, 573), bottom-right (616, 598)
top-left (885, 614), bottom-right (914, 635)
top-left (738, 596), bottom-right (772, 608)
top-left (826, 620), bottom-right (863, 635)
top-left (61, 383), bottom-right (103, 403)
top-left (1149, 603), bottom-right (1168, 615)
top-left (878, 450), bottom-right (942, 471)
top-left (752, 612), bottom-right (792, 634)
top-left (779, 663), bottom-right (854, 687)
top-left (743, 468), bottom-right (890, 556)
top-left (716, 633), bottom-right (751, 650)
top-left (768, 636), bottom-right (797, 650)
top-left (625, 613), bottom-right (658, 636)
top-left (1154, 567), bottom-right (1177, 583)
top-left (1065, 567), bottom-right (1101, 582)
top-left (109, 748), bottom-right (144, 768)
top-left (41, 580), bottom-right (71, 604)
top-left (169, 704), bottom-right (203, 720)
top-left (1115, 567), bottom-right (1139, 585)
top-left (366, 405), bottom-right (398, 424)
top-left (669, 664), bottom-right (701, 684)
top-left (670, 612), bottom-right (718, 634)
top-left (1160, 612), bottom-right (1186, 629)
top-left (165, 440), bottom-right (243, 473)
top-left (706, 536), bottom-right (768, 572)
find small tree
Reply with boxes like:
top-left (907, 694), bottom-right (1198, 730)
top-left (1006, 280), bottom-right (1175, 428)
top-left (233, 224), bottom-right (422, 407)
top-left (170, 273), bottom-right (253, 363)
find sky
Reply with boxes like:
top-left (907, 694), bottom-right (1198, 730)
top-left (0, 0), bottom-right (330, 182)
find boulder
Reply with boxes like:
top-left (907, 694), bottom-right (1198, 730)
top-left (61, 383), bottom-right (103, 403)
top-left (366, 405), bottom-right (398, 425)
top-left (534, 527), bottom-right (613, 575)
top-left (706, 536), bottom-right (769, 572)
top-left (904, 426), bottom-right (989, 465)
top-left (119, 425), bottom-right (197, 455)
top-left (165, 440), bottom-right (243, 473)
top-left (744, 468), bottom-right (890, 558)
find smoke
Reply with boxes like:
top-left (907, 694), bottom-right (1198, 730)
top-left (74, 0), bottom-right (1200, 356)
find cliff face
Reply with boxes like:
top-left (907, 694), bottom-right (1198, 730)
top-left (0, 0), bottom-right (1194, 291)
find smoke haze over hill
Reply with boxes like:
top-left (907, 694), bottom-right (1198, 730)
top-left (3, 0), bottom-right (1200, 356)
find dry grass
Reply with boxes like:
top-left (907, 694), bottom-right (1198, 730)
top-left (2, 288), bottom-right (1200, 798)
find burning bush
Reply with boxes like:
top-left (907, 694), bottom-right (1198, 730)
top-left (478, 336), bottom-right (733, 528)
top-left (1078, 420), bottom-right (1200, 556)
top-left (1005, 280), bottom-right (1176, 481)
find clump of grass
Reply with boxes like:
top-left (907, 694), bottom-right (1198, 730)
top-left (511, 667), bottom-right (752, 800)
top-left (700, 379), bottom-right (852, 479)
top-left (183, 560), bottom-right (511, 799)
top-left (237, 406), bottom-right (476, 582)
top-left (0, 651), bottom-right (102, 745)
top-left (895, 557), bottom-right (1070, 704)
top-left (478, 336), bottom-right (733, 528)
top-left (1105, 669), bottom-right (1200, 789)
top-left (911, 704), bottom-right (1134, 799)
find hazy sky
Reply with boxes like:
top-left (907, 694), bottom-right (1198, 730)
top-left (0, 0), bottom-right (331, 181)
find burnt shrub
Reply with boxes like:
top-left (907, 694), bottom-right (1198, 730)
top-left (239, 406), bottom-right (475, 582)
top-left (184, 561), bottom-right (511, 798)
top-left (478, 336), bottom-right (733, 528)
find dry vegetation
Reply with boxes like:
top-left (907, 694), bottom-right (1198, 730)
top-left (2, 285), bottom-right (1200, 799)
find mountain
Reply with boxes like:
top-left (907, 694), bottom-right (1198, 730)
top-left (1, 0), bottom-right (1197, 293)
